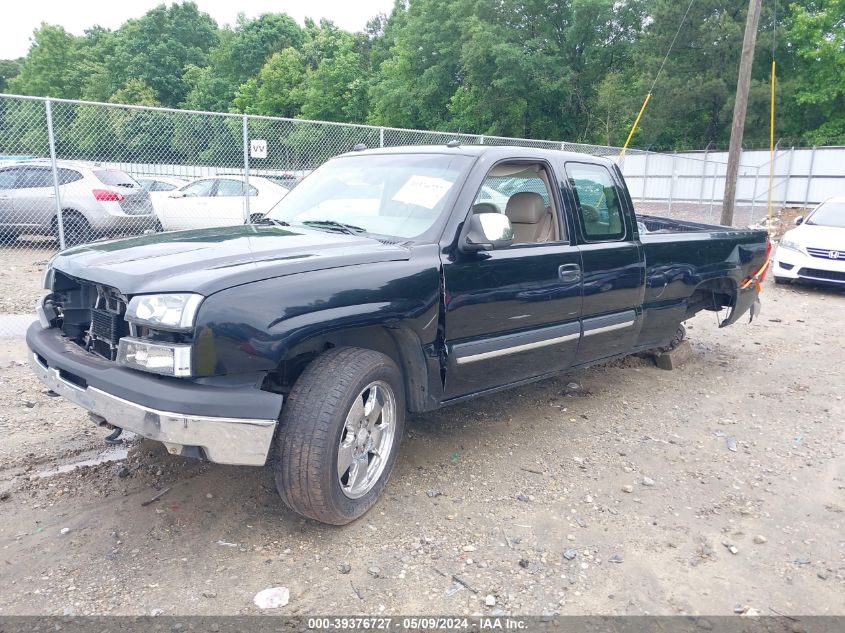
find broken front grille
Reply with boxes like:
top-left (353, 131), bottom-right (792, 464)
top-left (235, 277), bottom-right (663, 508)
top-left (52, 271), bottom-right (128, 361)
top-left (87, 286), bottom-right (128, 360)
top-left (91, 308), bottom-right (123, 345)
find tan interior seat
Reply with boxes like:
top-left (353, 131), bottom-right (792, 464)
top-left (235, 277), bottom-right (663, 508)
top-left (505, 192), bottom-right (553, 243)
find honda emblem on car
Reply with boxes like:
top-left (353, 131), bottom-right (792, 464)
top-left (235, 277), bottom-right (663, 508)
top-left (829, 251), bottom-right (840, 260)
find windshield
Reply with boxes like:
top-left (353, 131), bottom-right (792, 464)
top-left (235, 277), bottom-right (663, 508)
top-left (266, 154), bottom-right (472, 239)
top-left (807, 201), bottom-right (845, 228)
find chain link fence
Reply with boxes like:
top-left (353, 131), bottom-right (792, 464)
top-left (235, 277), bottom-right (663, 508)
top-left (0, 92), bottom-right (821, 332)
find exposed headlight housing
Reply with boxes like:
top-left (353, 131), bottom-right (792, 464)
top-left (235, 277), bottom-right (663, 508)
top-left (117, 337), bottom-right (192, 377)
top-left (126, 293), bottom-right (203, 330)
top-left (779, 238), bottom-right (803, 253)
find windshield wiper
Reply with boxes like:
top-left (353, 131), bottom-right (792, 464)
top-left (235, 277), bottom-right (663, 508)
top-left (253, 217), bottom-right (291, 227)
top-left (300, 220), bottom-right (367, 235)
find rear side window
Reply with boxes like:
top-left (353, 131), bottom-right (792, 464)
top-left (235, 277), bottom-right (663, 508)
top-left (215, 179), bottom-right (246, 197)
top-left (18, 167), bottom-right (53, 189)
top-left (565, 162), bottom-right (626, 241)
top-left (152, 181), bottom-right (177, 192)
top-left (181, 179), bottom-right (215, 197)
top-left (58, 168), bottom-right (82, 185)
top-left (94, 169), bottom-right (139, 188)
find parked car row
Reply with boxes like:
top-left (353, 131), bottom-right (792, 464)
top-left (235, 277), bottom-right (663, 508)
top-left (0, 160), bottom-right (297, 245)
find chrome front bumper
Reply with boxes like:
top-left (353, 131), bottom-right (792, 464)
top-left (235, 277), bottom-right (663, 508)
top-left (29, 352), bottom-right (277, 466)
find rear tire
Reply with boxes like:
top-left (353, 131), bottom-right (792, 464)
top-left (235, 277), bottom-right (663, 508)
top-left (60, 211), bottom-right (92, 248)
top-left (142, 219), bottom-right (164, 234)
top-left (273, 347), bottom-right (405, 525)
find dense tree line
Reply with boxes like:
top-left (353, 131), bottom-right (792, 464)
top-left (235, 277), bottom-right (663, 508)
top-left (1, 0), bottom-right (843, 150)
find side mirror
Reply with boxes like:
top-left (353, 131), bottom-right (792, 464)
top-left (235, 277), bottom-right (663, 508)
top-left (170, 191), bottom-right (187, 199)
top-left (794, 215), bottom-right (804, 225)
top-left (461, 213), bottom-right (514, 253)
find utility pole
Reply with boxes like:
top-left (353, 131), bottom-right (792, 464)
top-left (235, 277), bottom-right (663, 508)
top-left (721, 0), bottom-right (763, 226)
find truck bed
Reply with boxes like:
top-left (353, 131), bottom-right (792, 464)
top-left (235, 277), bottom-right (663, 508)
top-left (637, 214), bottom-right (733, 234)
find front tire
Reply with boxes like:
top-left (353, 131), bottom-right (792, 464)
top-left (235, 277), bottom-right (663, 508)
top-left (774, 276), bottom-right (790, 285)
top-left (274, 347), bottom-right (405, 525)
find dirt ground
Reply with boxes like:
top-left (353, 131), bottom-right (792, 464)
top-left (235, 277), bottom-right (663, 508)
top-left (0, 276), bottom-right (842, 617)
top-left (0, 242), bottom-right (52, 316)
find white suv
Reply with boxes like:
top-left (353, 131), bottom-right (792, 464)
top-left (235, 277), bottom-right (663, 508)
top-left (0, 160), bottom-right (155, 247)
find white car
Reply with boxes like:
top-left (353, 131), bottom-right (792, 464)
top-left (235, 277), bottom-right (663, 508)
top-left (135, 176), bottom-right (190, 200)
top-left (135, 176), bottom-right (188, 195)
top-left (773, 196), bottom-right (845, 286)
top-left (135, 176), bottom-right (188, 223)
top-left (155, 175), bottom-right (289, 231)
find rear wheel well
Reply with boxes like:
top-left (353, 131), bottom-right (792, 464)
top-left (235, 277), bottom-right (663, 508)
top-left (51, 210), bottom-right (93, 246)
top-left (685, 277), bottom-right (737, 318)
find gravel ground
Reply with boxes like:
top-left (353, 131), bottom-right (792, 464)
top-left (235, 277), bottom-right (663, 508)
top-left (0, 242), bottom-right (51, 316)
top-left (0, 277), bottom-right (842, 617)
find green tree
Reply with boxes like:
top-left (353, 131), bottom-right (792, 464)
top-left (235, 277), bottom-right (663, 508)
top-left (592, 70), bottom-right (641, 146)
top-left (233, 48), bottom-right (305, 117)
top-left (184, 13), bottom-right (303, 111)
top-left (0, 59), bottom-right (21, 92)
top-left (110, 2), bottom-right (219, 107)
top-left (368, 0), bottom-right (468, 129)
top-left (300, 43), bottom-right (368, 122)
top-left (621, 0), bottom-right (783, 150)
top-left (8, 24), bottom-right (82, 98)
top-left (784, 0), bottom-right (845, 143)
top-left (109, 78), bottom-right (161, 106)
top-left (76, 27), bottom-right (120, 102)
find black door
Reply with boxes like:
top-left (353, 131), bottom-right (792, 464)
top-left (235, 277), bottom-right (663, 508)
top-left (442, 161), bottom-right (583, 398)
top-left (559, 160), bottom-right (645, 364)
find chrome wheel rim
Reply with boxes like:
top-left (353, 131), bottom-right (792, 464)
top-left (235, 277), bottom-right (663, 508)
top-left (337, 380), bottom-right (396, 499)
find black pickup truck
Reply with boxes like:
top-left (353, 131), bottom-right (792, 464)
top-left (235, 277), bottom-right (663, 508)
top-left (27, 145), bottom-right (770, 524)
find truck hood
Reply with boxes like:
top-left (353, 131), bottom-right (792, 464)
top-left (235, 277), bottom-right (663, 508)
top-left (50, 225), bottom-right (410, 296)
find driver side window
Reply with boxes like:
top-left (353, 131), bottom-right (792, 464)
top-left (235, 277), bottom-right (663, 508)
top-left (471, 163), bottom-right (562, 244)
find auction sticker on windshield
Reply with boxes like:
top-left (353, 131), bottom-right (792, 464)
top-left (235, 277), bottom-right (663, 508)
top-left (391, 175), bottom-right (454, 209)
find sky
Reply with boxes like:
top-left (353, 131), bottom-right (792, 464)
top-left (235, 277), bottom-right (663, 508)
top-left (0, 0), bottom-right (397, 59)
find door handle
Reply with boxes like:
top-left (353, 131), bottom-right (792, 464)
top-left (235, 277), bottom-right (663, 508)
top-left (558, 264), bottom-right (582, 282)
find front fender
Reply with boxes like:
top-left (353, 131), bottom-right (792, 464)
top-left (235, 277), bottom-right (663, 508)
top-left (192, 252), bottom-right (441, 380)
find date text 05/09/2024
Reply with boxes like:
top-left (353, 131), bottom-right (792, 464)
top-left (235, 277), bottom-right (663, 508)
top-left (306, 617), bottom-right (529, 630)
